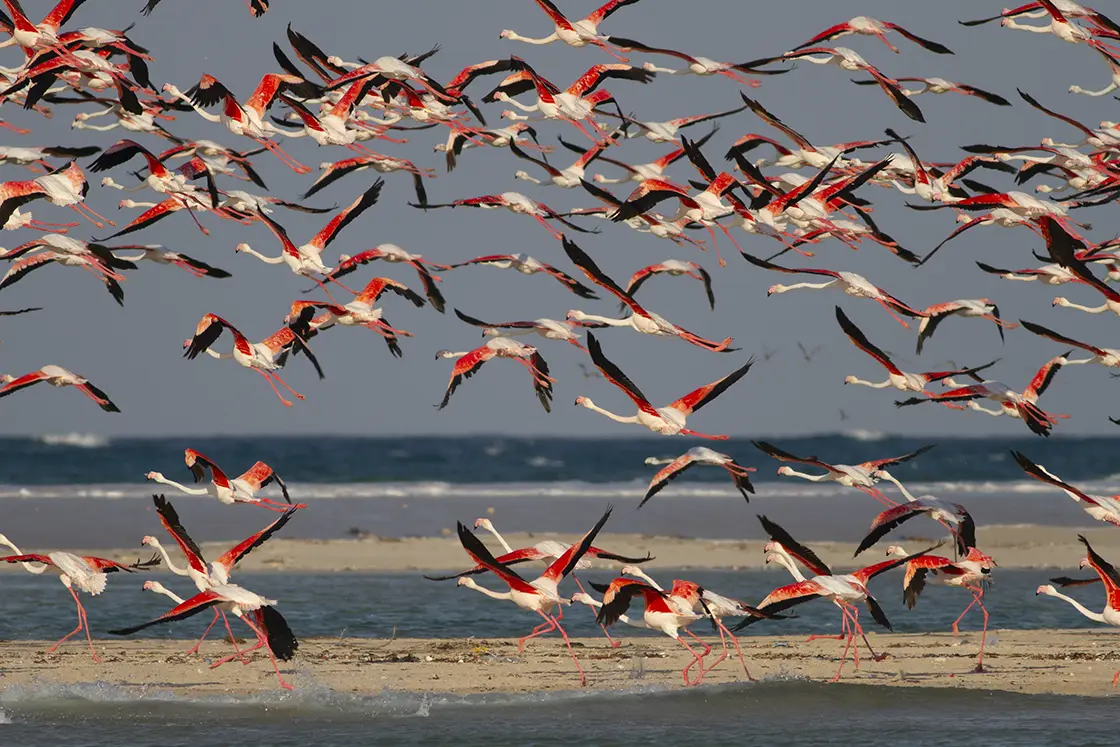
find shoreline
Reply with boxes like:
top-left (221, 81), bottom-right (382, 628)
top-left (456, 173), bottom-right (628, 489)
top-left (1, 630), bottom-right (1118, 699)
top-left (1, 524), bottom-right (1114, 574)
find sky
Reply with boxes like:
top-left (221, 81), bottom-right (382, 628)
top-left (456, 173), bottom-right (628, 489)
top-left (0, 0), bottom-right (1116, 438)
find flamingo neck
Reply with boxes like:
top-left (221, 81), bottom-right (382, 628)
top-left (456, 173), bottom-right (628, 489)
top-left (0, 536), bottom-right (47, 574)
top-left (1047, 590), bottom-right (1108, 623)
top-left (480, 525), bottom-right (515, 554)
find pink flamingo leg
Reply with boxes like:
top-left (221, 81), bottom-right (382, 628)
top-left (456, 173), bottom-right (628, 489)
top-left (829, 608), bottom-right (858, 682)
top-left (849, 607), bottom-right (887, 663)
top-left (532, 214), bottom-right (565, 240)
top-left (48, 587), bottom-right (88, 652)
top-left (67, 204), bottom-right (106, 229)
top-left (185, 609), bottom-right (221, 655)
top-left (0, 119), bottom-right (32, 134)
top-left (679, 630), bottom-right (711, 686)
top-left (876, 299), bottom-right (912, 328)
top-left (951, 594), bottom-right (980, 635)
top-left (542, 611), bottom-right (587, 687)
top-left (966, 586), bottom-right (989, 673)
top-left (255, 137), bottom-right (311, 174)
top-left (679, 428), bottom-right (729, 441)
top-left (808, 605), bottom-right (849, 642)
top-left (239, 615), bottom-right (294, 691)
top-left (517, 617), bottom-right (556, 652)
top-left (252, 369), bottom-right (296, 407)
top-left (719, 69), bottom-right (762, 87)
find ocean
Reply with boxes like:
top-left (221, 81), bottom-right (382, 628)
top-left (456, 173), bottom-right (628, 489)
top-left (0, 434), bottom-right (1114, 546)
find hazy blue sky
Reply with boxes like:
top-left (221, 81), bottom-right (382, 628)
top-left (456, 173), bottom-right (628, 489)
top-left (0, 0), bottom-right (1116, 437)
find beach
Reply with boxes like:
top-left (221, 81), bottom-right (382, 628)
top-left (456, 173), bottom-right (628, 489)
top-left (2, 630), bottom-right (1118, 698)
top-left (2, 523), bottom-right (1114, 575)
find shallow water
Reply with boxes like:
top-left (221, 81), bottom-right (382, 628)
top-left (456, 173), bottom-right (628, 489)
top-left (0, 681), bottom-right (1116, 747)
top-left (0, 570), bottom-right (1096, 643)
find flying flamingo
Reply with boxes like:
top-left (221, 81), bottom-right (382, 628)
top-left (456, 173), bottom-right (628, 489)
top-left (1035, 535), bottom-right (1120, 686)
top-left (606, 104), bottom-right (748, 144)
top-left (736, 518), bottom-right (936, 681)
top-left (508, 136), bottom-right (615, 188)
top-left (1070, 47), bottom-right (1120, 96)
top-left (885, 540), bottom-right (996, 673)
top-left (997, 0), bottom-right (1120, 50)
top-left (0, 365), bottom-right (119, 412)
top-left (607, 35), bottom-right (790, 85)
top-left (0, 233), bottom-right (137, 304)
top-left (915, 299), bottom-right (1016, 354)
top-left (433, 123), bottom-right (544, 172)
top-left (499, 0), bottom-right (644, 60)
top-left (0, 0), bottom-right (92, 57)
top-left (285, 276), bottom-right (427, 356)
top-left (896, 355), bottom-right (1070, 436)
top-left (742, 252), bottom-right (926, 328)
top-left (575, 332), bottom-right (754, 438)
top-left (302, 153), bottom-right (434, 203)
top-left (453, 504), bottom-right (616, 687)
top-left (443, 252), bottom-right (598, 298)
top-left (849, 77), bottom-right (1010, 105)
top-left (453, 309), bottom-right (594, 350)
top-left (959, 2), bottom-right (1120, 33)
top-left (435, 337), bottom-right (555, 412)
top-left (162, 73), bottom-right (321, 173)
top-left (625, 260), bottom-right (714, 310)
top-left (0, 161), bottom-right (114, 229)
top-left (743, 47), bottom-right (925, 122)
top-left (413, 191), bottom-right (596, 240)
top-left (562, 237), bottom-right (735, 351)
top-left (1020, 320), bottom-right (1120, 368)
top-left (183, 313), bottom-right (324, 407)
top-left (641, 447), bottom-right (755, 507)
top-left (143, 0), bottom-right (270, 17)
top-left (836, 306), bottom-right (998, 393)
top-left (789, 16), bottom-right (953, 54)
top-left (109, 580), bottom-right (298, 690)
top-left (235, 180), bottom-right (384, 302)
top-left (0, 533), bottom-right (158, 661)
top-left (141, 494), bottom-right (298, 656)
top-left (854, 472), bottom-right (975, 556)
top-left (107, 244), bottom-right (231, 278)
top-left (1013, 451), bottom-right (1120, 527)
top-left (975, 259), bottom-right (1081, 285)
top-left (146, 448), bottom-right (300, 511)
top-left (752, 439), bottom-right (935, 505)
top-left (312, 244), bottom-right (450, 314)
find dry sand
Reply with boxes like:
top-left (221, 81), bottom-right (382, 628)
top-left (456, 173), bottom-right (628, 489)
top-left (2, 630), bottom-right (1118, 698)
top-left (2, 523), bottom-right (1114, 574)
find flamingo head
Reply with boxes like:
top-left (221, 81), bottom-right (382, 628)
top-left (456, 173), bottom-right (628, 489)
top-left (767, 284), bottom-right (786, 296)
top-left (641, 62), bottom-right (658, 72)
top-left (434, 350), bottom-right (456, 360)
top-left (499, 29), bottom-right (513, 39)
top-left (141, 535), bottom-right (158, 546)
top-left (843, 375), bottom-right (857, 385)
top-left (570, 591), bottom-right (593, 605)
top-left (776, 466), bottom-right (794, 476)
top-left (144, 471), bottom-right (162, 481)
top-left (1079, 557), bottom-right (1092, 571)
top-left (1036, 584), bottom-right (1055, 596)
top-left (1052, 297), bottom-right (1069, 307)
top-left (565, 309), bottom-right (586, 322)
top-left (456, 577), bottom-right (477, 588)
top-left (884, 545), bottom-right (907, 558)
top-left (234, 242), bottom-right (250, 253)
top-left (0, 374), bottom-right (13, 384)
top-left (619, 565), bottom-right (643, 576)
top-left (473, 518), bottom-right (494, 531)
top-left (574, 396), bottom-right (593, 408)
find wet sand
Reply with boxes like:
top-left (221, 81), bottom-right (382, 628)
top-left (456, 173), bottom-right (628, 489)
top-left (2, 630), bottom-right (1118, 698)
top-left (2, 523), bottom-right (1115, 574)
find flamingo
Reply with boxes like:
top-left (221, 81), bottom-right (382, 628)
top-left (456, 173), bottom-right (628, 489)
top-left (563, 237), bottom-right (735, 351)
top-left (590, 577), bottom-right (712, 685)
top-left (284, 299), bottom-right (416, 359)
top-left (753, 439), bottom-right (935, 505)
top-left (606, 35), bottom-right (790, 86)
top-left (453, 504), bottom-right (616, 687)
top-left (0, 144), bottom-right (100, 168)
top-left (0, 533), bottom-right (158, 661)
top-left (0, 365), bottom-right (119, 411)
top-left (1021, 320), bottom-right (1120, 368)
top-left (1070, 48), bottom-right (1120, 96)
top-left (141, 494), bottom-right (298, 656)
top-left (617, 566), bottom-right (772, 681)
top-left (897, 354), bottom-right (1070, 436)
top-left (1013, 451), bottom-right (1120, 527)
top-left (641, 447), bottom-right (755, 507)
top-left (143, 0), bottom-right (270, 17)
top-left (109, 580), bottom-right (298, 690)
top-left (413, 191), bottom-right (596, 240)
top-left (625, 260), bottom-right (714, 311)
top-left (998, 0), bottom-right (1120, 50)
top-left (453, 309), bottom-right (593, 351)
top-left (854, 471), bottom-right (975, 556)
top-left (0, 0), bottom-right (90, 56)
top-left (975, 259), bottom-right (1082, 285)
top-left (499, 0), bottom-right (644, 60)
top-left (761, 523), bottom-right (889, 666)
top-left (433, 122), bottom-right (543, 172)
top-left (443, 252), bottom-right (598, 298)
top-left (312, 244), bottom-right (448, 313)
top-left (606, 105), bottom-right (747, 144)
top-left (553, 128), bottom-right (713, 185)
top-left (0, 161), bottom-right (114, 229)
top-left (960, 2), bottom-right (1120, 34)
top-left (435, 337), bottom-right (554, 412)
top-left (850, 77), bottom-right (1010, 105)
top-left (737, 518), bottom-right (936, 681)
top-left (837, 306), bottom-right (998, 393)
top-left (1035, 535), bottom-right (1120, 686)
top-left (145, 448), bottom-right (299, 512)
top-left (885, 541), bottom-right (996, 672)
top-left (790, 16), bottom-right (953, 54)
top-left (183, 313), bottom-right (324, 407)
top-left (915, 299), bottom-right (1015, 354)
top-left (89, 139), bottom-right (217, 209)
top-left (575, 332), bottom-right (754, 439)
top-left (162, 73), bottom-right (321, 173)
top-left (107, 244), bottom-right (231, 279)
top-left (234, 180), bottom-right (384, 302)
top-left (302, 153), bottom-right (434, 203)
top-left (742, 252), bottom-right (924, 328)
top-left (744, 47), bottom-right (925, 122)
top-left (508, 136), bottom-right (615, 188)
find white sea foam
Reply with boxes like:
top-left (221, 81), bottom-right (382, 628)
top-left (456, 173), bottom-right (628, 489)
top-left (34, 433), bottom-right (109, 449)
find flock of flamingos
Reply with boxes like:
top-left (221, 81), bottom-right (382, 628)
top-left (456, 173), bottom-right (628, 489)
top-left (1, 0), bottom-right (1120, 692)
